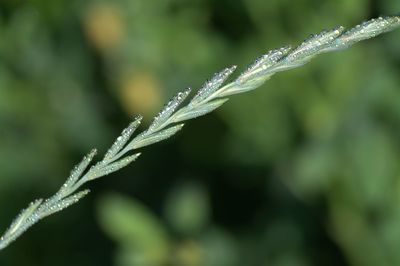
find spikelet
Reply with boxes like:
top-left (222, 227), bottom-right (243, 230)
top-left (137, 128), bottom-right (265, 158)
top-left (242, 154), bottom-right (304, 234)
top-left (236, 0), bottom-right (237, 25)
top-left (103, 116), bottom-right (142, 161)
top-left (148, 88), bottom-right (191, 132)
top-left (131, 124), bottom-right (184, 150)
top-left (190, 66), bottom-right (237, 105)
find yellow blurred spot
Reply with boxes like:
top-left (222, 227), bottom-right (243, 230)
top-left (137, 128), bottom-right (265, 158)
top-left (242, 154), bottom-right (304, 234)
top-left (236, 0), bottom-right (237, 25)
top-left (119, 71), bottom-right (163, 118)
top-left (175, 240), bottom-right (203, 266)
top-left (84, 3), bottom-right (124, 51)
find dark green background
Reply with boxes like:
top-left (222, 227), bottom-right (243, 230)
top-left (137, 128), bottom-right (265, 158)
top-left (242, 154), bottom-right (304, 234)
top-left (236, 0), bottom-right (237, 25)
top-left (0, 0), bottom-right (400, 265)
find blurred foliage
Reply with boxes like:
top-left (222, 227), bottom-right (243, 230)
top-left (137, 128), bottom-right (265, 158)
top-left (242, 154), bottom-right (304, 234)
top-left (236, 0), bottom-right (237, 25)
top-left (0, 0), bottom-right (400, 265)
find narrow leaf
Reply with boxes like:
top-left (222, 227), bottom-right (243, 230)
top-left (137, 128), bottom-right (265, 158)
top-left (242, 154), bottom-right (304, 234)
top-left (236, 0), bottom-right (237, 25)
top-left (190, 66), bottom-right (236, 105)
top-left (89, 154), bottom-right (141, 180)
top-left (130, 124), bottom-right (184, 150)
top-left (103, 115), bottom-right (143, 161)
top-left (1, 199), bottom-right (43, 239)
top-left (237, 46), bottom-right (291, 84)
top-left (333, 16), bottom-right (400, 50)
top-left (279, 27), bottom-right (345, 69)
top-left (172, 99), bottom-right (228, 123)
top-left (65, 149), bottom-right (97, 187)
top-left (148, 88), bottom-right (191, 132)
top-left (39, 190), bottom-right (91, 218)
top-left (221, 76), bottom-right (271, 97)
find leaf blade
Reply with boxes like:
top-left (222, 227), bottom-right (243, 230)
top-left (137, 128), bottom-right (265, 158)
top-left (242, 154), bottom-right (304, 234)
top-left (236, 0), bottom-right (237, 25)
top-left (148, 89), bottom-right (191, 132)
top-left (103, 115), bottom-right (143, 161)
top-left (190, 66), bottom-right (236, 105)
top-left (130, 124), bottom-right (184, 150)
top-left (90, 154), bottom-right (141, 180)
top-left (172, 99), bottom-right (228, 123)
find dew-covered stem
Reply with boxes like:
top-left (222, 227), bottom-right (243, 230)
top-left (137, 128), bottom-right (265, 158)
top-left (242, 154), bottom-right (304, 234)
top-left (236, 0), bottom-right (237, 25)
top-left (1, 15), bottom-right (399, 251)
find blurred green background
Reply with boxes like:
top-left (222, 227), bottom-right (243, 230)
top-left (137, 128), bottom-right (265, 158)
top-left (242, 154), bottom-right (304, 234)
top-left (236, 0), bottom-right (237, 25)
top-left (1, 0), bottom-right (400, 265)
